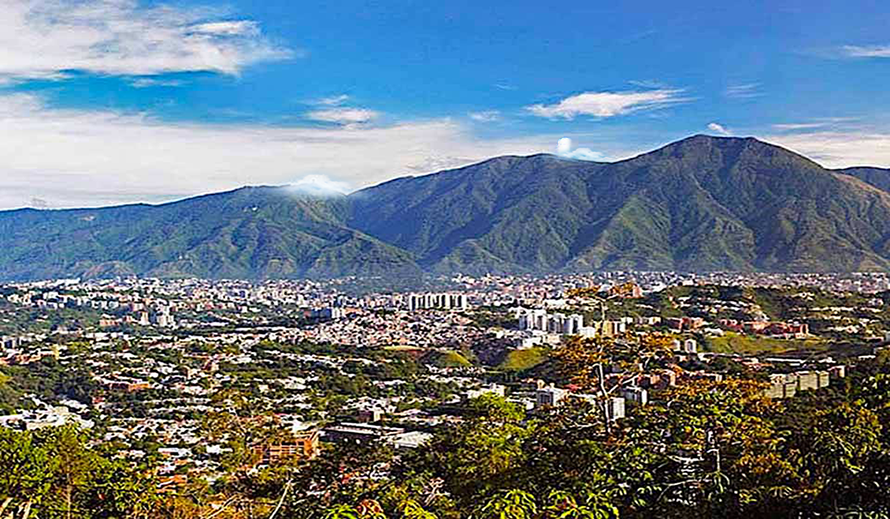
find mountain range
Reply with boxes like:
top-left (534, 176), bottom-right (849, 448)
top-left (3, 135), bottom-right (890, 281)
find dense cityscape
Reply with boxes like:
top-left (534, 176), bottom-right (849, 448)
top-left (4, 1), bottom-right (890, 517)
top-left (3, 271), bottom-right (890, 517)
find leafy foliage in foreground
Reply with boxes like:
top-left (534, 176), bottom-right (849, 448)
top-left (318, 360), bottom-right (890, 519)
top-left (5, 357), bottom-right (890, 518)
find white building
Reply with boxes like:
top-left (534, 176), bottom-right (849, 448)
top-left (517, 308), bottom-right (585, 335)
top-left (673, 338), bottom-right (698, 354)
top-left (535, 385), bottom-right (568, 408)
top-left (465, 383), bottom-right (507, 401)
top-left (408, 293), bottom-right (469, 311)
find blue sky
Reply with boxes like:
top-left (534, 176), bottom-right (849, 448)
top-left (1, 0), bottom-right (890, 209)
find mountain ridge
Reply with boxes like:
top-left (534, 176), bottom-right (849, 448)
top-left (3, 135), bottom-right (890, 281)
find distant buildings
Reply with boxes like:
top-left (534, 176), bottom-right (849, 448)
top-left (673, 338), bottom-right (698, 354)
top-left (0, 405), bottom-right (94, 431)
top-left (593, 320), bottom-right (628, 338)
top-left (0, 271), bottom-right (882, 489)
top-left (516, 307), bottom-right (630, 339)
top-left (96, 376), bottom-right (151, 393)
top-left (535, 385), bottom-right (567, 408)
top-left (517, 308), bottom-right (584, 334)
top-left (260, 429), bottom-right (320, 464)
top-left (720, 319), bottom-right (809, 338)
top-left (665, 317), bottom-right (705, 332)
top-left (533, 384), bottom-right (626, 421)
top-left (313, 307), bottom-right (347, 320)
top-left (465, 383), bottom-right (507, 401)
top-left (605, 396), bottom-right (626, 421)
top-left (408, 293), bottom-right (469, 312)
top-left (620, 386), bottom-right (649, 406)
top-left (764, 369), bottom-right (836, 399)
top-left (322, 422), bottom-right (431, 449)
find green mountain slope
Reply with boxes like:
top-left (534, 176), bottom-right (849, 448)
top-left (2, 135), bottom-right (890, 280)
top-left (349, 155), bottom-right (603, 273)
top-left (349, 135), bottom-right (890, 273)
top-left (839, 166), bottom-right (890, 194)
top-left (0, 186), bottom-right (419, 281)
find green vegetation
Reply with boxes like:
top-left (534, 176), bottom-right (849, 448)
top-left (5, 354), bottom-right (890, 518)
top-left (318, 356), bottom-right (890, 519)
top-left (0, 356), bottom-right (95, 412)
top-left (428, 350), bottom-right (472, 368)
top-left (702, 332), bottom-right (828, 355)
top-left (0, 426), bottom-right (158, 519)
top-left (0, 187), bottom-right (419, 281)
top-left (352, 135), bottom-right (890, 273)
top-left (499, 347), bottom-right (547, 372)
top-left (844, 166), bottom-right (890, 193)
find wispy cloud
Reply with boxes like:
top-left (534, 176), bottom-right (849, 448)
top-left (763, 130), bottom-right (890, 168)
top-left (771, 117), bottom-right (859, 132)
top-left (707, 122), bottom-right (732, 136)
top-left (468, 110), bottom-right (501, 122)
top-left (315, 94), bottom-right (351, 106)
top-left (0, 93), bottom-right (565, 209)
top-left (305, 107), bottom-right (380, 126)
top-left (841, 45), bottom-right (890, 58)
top-left (495, 83), bottom-right (517, 91)
top-left (129, 78), bottom-right (184, 88)
top-left (724, 83), bottom-right (762, 99)
top-left (526, 89), bottom-right (690, 120)
top-left (0, 0), bottom-right (293, 81)
top-left (772, 122), bottom-right (830, 131)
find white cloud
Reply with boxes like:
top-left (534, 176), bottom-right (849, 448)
top-left (315, 94), bottom-right (350, 106)
top-left (763, 131), bottom-right (890, 168)
top-left (841, 45), bottom-right (890, 58)
top-left (468, 110), bottom-right (501, 122)
top-left (724, 83), bottom-right (762, 99)
top-left (771, 118), bottom-right (860, 132)
top-left (527, 89), bottom-right (690, 120)
top-left (772, 122), bottom-right (830, 131)
top-left (0, 0), bottom-right (292, 80)
top-left (0, 93), bottom-right (567, 209)
top-left (305, 107), bottom-right (380, 126)
top-left (707, 122), bottom-right (732, 136)
top-left (190, 21), bottom-right (259, 37)
top-left (555, 137), bottom-right (605, 161)
top-left (129, 78), bottom-right (184, 88)
top-left (288, 175), bottom-right (350, 197)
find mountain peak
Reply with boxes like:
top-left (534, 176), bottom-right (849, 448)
top-left (3, 134), bottom-right (890, 280)
top-left (670, 133), bottom-right (764, 149)
top-left (641, 133), bottom-right (821, 168)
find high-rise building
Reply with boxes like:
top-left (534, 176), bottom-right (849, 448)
top-left (517, 308), bottom-right (585, 334)
top-left (408, 292), bottom-right (470, 312)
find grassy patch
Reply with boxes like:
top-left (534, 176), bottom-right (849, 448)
top-left (703, 332), bottom-right (827, 355)
top-left (500, 347), bottom-right (547, 372)
top-left (430, 350), bottom-right (472, 368)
